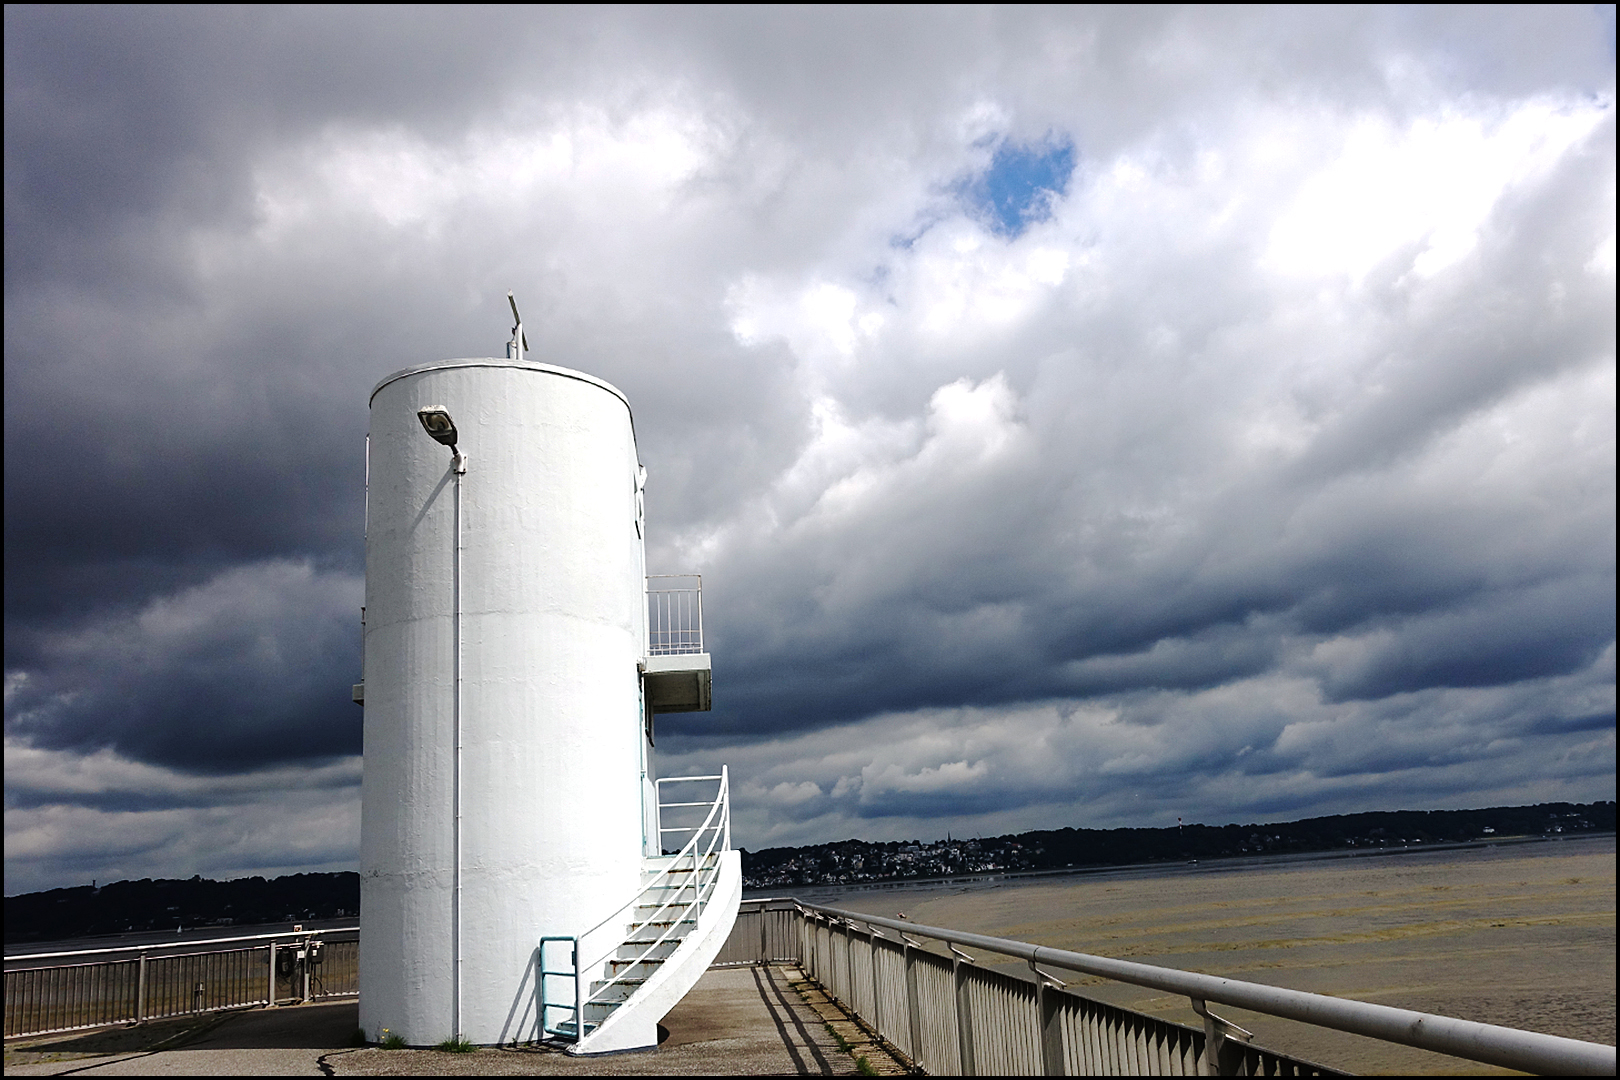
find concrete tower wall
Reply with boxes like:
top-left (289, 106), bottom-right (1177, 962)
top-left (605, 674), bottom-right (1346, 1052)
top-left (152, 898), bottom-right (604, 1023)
top-left (360, 358), bottom-right (646, 1045)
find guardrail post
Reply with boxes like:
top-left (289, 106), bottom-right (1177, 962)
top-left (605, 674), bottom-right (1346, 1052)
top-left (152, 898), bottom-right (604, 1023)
top-left (1032, 961), bottom-right (1065, 1075)
top-left (576, 939), bottom-right (589, 1042)
top-left (1196, 997), bottom-right (1222, 1077)
top-left (902, 937), bottom-right (923, 1070)
top-left (801, 910), bottom-right (814, 977)
top-left (1192, 997), bottom-right (1252, 1077)
top-left (268, 941), bottom-right (277, 1007)
top-left (868, 927), bottom-right (883, 1041)
top-left (951, 945), bottom-right (976, 1076)
top-left (848, 919), bottom-right (861, 1003)
top-left (136, 949), bottom-right (148, 1024)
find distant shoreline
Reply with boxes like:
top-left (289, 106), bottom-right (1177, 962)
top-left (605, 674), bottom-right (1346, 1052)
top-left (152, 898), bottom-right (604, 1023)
top-left (740, 801), bottom-right (1615, 892)
top-left (8, 801), bottom-right (1611, 950)
top-left (9, 833), bottom-right (1611, 964)
top-left (748, 829), bottom-right (1617, 903)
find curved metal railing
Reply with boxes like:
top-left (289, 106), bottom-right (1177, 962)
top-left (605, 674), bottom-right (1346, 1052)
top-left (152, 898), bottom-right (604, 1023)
top-left (541, 768), bottom-right (729, 1042)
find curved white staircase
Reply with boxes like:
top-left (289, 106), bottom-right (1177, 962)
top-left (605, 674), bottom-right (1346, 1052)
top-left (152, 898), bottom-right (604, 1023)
top-left (541, 770), bottom-right (740, 1055)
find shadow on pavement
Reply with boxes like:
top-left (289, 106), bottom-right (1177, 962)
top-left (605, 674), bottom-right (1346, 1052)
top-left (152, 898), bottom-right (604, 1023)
top-left (179, 1001), bottom-right (360, 1050)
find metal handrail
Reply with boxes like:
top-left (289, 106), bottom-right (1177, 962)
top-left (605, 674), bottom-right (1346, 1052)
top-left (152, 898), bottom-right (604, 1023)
top-left (5, 927), bottom-right (357, 965)
top-left (603, 772), bottom-right (727, 969)
top-left (790, 900), bottom-right (1616, 1076)
top-left (537, 936), bottom-right (578, 1040)
top-left (541, 769), bottom-right (729, 1041)
top-left (576, 772), bottom-right (727, 1023)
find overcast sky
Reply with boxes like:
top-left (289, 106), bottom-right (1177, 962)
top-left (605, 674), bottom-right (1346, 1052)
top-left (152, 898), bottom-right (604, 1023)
top-left (5, 6), bottom-right (1615, 896)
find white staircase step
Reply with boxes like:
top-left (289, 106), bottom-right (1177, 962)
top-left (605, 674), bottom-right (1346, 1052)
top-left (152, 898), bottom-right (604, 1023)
top-left (588, 978), bottom-right (646, 1004)
top-left (606, 958), bottom-right (665, 980)
top-left (637, 897), bottom-right (700, 910)
top-left (634, 906), bottom-right (697, 921)
top-left (615, 939), bottom-right (679, 960)
top-left (633, 905), bottom-right (699, 920)
top-left (640, 861), bottom-right (717, 880)
top-left (629, 920), bottom-right (697, 936)
top-left (545, 847), bottom-right (741, 1055)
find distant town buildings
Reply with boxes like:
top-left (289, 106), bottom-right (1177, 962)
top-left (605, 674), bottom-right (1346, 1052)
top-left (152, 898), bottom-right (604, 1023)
top-left (739, 805), bottom-right (1612, 890)
top-left (744, 837), bottom-right (1038, 889)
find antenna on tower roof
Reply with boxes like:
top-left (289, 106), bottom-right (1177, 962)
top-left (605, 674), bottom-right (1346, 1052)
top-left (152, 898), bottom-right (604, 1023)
top-left (507, 291), bottom-right (528, 360)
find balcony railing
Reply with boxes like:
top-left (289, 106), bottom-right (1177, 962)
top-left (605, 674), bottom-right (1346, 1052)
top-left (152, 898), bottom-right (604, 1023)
top-left (646, 574), bottom-right (703, 656)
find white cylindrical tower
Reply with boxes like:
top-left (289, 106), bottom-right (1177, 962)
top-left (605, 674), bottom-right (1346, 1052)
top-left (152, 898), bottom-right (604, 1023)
top-left (359, 357), bottom-right (647, 1046)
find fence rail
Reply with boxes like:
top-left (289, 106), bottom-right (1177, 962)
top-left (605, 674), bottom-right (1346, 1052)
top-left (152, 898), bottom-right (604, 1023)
top-left (719, 898), bottom-right (1617, 1077)
top-left (4, 929), bottom-right (357, 1041)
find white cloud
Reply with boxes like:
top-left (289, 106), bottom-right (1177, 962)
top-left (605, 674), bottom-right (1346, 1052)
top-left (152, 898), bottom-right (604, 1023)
top-left (4, 738), bottom-right (361, 895)
top-left (1265, 98), bottom-right (1610, 282)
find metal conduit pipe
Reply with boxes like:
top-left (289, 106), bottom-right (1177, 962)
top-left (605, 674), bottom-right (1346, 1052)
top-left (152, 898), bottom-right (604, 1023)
top-left (451, 444), bottom-right (465, 1040)
top-left (793, 901), bottom-right (1616, 1076)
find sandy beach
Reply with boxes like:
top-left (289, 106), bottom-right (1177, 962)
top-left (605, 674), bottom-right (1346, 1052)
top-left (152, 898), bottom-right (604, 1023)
top-left (815, 835), bottom-right (1615, 1075)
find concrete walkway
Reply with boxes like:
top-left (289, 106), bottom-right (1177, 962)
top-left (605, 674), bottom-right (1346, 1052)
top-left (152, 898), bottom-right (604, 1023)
top-left (4, 966), bottom-right (906, 1076)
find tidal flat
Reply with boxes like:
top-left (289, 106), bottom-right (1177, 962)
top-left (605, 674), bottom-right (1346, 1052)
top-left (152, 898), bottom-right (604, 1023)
top-left (815, 834), bottom-right (1615, 1075)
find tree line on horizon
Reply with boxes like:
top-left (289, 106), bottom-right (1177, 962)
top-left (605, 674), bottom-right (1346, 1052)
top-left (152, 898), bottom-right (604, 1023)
top-left (5, 872), bottom-right (360, 945)
top-left (6, 801), bottom-right (1612, 944)
top-left (740, 801), bottom-right (1614, 886)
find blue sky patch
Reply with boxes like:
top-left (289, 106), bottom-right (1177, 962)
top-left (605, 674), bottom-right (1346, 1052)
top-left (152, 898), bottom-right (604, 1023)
top-left (962, 136), bottom-right (1077, 237)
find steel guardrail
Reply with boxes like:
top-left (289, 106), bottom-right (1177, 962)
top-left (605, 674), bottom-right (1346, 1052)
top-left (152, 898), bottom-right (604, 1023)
top-left (4, 928), bottom-right (358, 1041)
top-left (773, 899), bottom-right (1614, 1075)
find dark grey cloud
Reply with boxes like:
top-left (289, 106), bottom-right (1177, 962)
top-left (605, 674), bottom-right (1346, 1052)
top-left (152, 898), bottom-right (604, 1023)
top-left (6, 561), bottom-right (361, 771)
top-left (4, 6), bottom-right (1613, 891)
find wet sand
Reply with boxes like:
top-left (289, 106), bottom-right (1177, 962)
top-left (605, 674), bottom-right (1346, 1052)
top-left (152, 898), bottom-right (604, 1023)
top-left (822, 836), bottom-right (1615, 1075)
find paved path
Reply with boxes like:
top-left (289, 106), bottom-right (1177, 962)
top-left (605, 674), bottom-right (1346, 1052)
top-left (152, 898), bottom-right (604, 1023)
top-left (4, 966), bottom-right (905, 1076)
top-left (4, 1000), bottom-right (361, 1076)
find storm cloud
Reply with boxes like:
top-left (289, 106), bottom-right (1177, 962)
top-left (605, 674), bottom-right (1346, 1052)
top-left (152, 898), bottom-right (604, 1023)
top-left (5, 6), bottom-right (1614, 893)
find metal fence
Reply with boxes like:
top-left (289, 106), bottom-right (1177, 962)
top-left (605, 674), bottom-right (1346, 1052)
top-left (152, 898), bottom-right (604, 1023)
top-left (720, 898), bottom-right (1618, 1077)
top-left (646, 574), bottom-right (703, 655)
top-left (722, 900), bottom-right (1295, 1076)
top-left (4, 929), bottom-right (358, 1041)
top-left (712, 897), bottom-right (803, 968)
